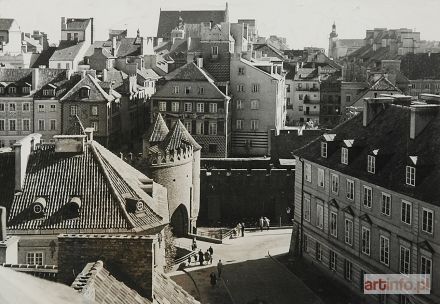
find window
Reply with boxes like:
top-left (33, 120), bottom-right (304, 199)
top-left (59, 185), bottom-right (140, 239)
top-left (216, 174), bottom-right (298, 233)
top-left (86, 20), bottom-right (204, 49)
top-left (22, 119), bottom-right (30, 131)
top-left (198, 87), bottom-right (205, 95)
top-left (238, 67), bottom-right (245, 75)
top-left (345, 218), bottom-right (353, 246)
top-left (381, 193), bottom-right (391, 216)
top-left (91, 105), bottom-right (98, 116)
top-left (211, 46), bottom-right (219, 56)
top-left (184, 103), bottom-right (192, 112)
top-left (316, 242), bottom-right (322, 261)
top-left (0, 103), bottom-right (4, 111)
top-left (361, 227), bottom-right (371, 255)
top-left (159, 101), bottom-right (167, 111)
top-left (329, 251), bottom-right (337, 270)
top-left (196, 121), bottom-right (204, 135)
top-left (299, 94), bottom-right (303, 100)
top-left (366, 156), bottom-right (376, 174)
top-left (303, 235), bottom-right (308, 253)
top-left (208, 122), bottom-right (217, 135)
top-left (236, 119), bottom-right (243, 130)
top-left (344, 260), bottom-right (352, 281)
top-left (67, 33), bottom-right (72, 40)
top-left (316, 202), bottom-right (323, 229)
top-left (236, 99), bottom-right (243, 109)
top-left (9, 119), bottom-right (16, 131)
top-left (380, 235), bottom-right (390, 266)
top-left (0, 119), bottom-right (5, 131)
top-left (399, 246), bottom-right (410, 274)
top-left (26, 252), bottom-right (43, 265)
top-left (196, 103), bottom-right (204, 113)
top-left (250, 119), bottom-right (259, 130)
top-left (421, 256), bottom-right (432, 275)
top-left (38, 120), bottom-right (45, 131)
top-left (91, 121), bottom-right (98, 132)
top-left (401, 200), bottom-right (412, 225)
top-left (321, 142), bottom-right (327, 158)
top-left (38, 104), bottom-right (45, 112)
top-left (9, 87), bottom-right (16, 94)
top-left (0, 140), bottom-right (4, 148)
top-left (330, 211), bottom-right (337, 237)
top-left (0, 87), bottom-right (4, 94)
top-left (346, 95), bottom-right (351, 103)
top-left (305, 163), bottom-right (311, 182)
top-left (43, 89), bottom-right (54, 96)
top-left (237, 84), bottom-right (245, 92)
top-left (250, 100), bottom-right (259, 110)
top-left (172, 102), bottom-right (180, 112)
top-left (50, 119), bottom-right (56, 131)
top-left (9, 103), bottom-right (16, 112)
top-left (173, 86), bottom-right (180, 94)
top-left (80, 87), bottom-right (90, 98)
top-left (341, 147), bottom-right (348, 164)
top-left (209, 103), bottom-right (218, 113)
top-left (286, 84), bottom-right (291, 93)
top-left (318, 168), bottom-right (324, 188)
top-left (70, 105), bottom-right (78, 116)
top-left (346, 179), bottom-right (354, 200)
top-left (331, 173), bottom-right (339, 194)
top-left (185, 86), bottom-right (191, 94)
top-left (422, 208), bottom-right (434, 234)
top-left (23, 103), bottom-right (30, 112)
top-left (363, 186), bottom-right (372, 208)
top-left (304, 193), bottom-right (311, 221)
top-left (406, 166), bottom-right (416, 186)
top-left (184, 121), bottom-right (192, 133)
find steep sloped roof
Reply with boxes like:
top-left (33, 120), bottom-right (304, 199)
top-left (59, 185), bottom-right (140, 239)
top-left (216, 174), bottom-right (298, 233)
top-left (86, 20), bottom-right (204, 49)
top-left (0, 19), bottom-right (15, 31)
top-left (49, 40), bottom-right (86, 61)
top-left (60, 74), bottom-right (115, 102)
top-left (401, 53), bottom-right (440, 80)
top-left (64, 18), bottom-right (90, 30)
top-left (143, 114), bottom-right (169, 143)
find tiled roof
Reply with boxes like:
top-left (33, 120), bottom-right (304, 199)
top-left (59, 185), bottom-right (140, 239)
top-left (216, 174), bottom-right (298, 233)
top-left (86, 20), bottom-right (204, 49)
top-left (294, 101), bottom-right (440, 205)
top-left (369, 75), bottom-right (400, 91)
top-left (49, 40), bottom-right (86, 61)
top-left (204, 61), bottom-right (230, 82)
top-left (144, 114), bottom-right (169, 143)
top-left (165, 62), bottom-right (213, 81)
top-left (401, 53), bottom-right (440, 80)
top-left (31, 47), bottom-right (57, 68)
top-left (34, 72), bottom-right (81, 99)
top-left (0, 68), bottom-right (32, 83)
top-left (137, 68), bottom-right (160, 81)
top-left (0, 19), bottom-right (15, 31)
top-left (160, 120), bottom-right (202, 151)
top-left (60, 74), bottom-right (115, 102)
top-left (116, 38), bottom-right (141, 57)
top-left (72, 260), bottom-right (152, 304)
top-left (84, 40), bottom-right (113, 57)
top-left (109, 29), bottom-right (127, 36)
top-left (153, 272), bottom-right (200, 304)
top-left (7, 140), bottom-right (165, 232)
top-left (157, 10), bottom-right (227, 38)
top-left (64, 18), bottom-right (90, 30)
top-left (253, 44), bottom-right (285, 60)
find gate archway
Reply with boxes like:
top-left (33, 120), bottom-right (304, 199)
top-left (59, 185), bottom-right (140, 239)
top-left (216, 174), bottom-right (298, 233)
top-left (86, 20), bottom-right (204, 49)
top-left (170, 204), bottom-right (189, 237)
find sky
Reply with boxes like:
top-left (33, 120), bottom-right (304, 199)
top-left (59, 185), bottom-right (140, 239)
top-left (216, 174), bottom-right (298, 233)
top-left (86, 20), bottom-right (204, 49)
top-left (1, 0), bottom-right (440, 51)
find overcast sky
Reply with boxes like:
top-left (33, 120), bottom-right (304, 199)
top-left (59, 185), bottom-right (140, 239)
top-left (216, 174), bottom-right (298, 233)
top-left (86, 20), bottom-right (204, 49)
top-left (1, 0), bottom-right (439, 50)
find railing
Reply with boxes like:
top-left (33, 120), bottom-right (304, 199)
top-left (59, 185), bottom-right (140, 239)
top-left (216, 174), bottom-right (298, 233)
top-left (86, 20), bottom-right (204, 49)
top-left (296, 87), bottom-right (319, 92)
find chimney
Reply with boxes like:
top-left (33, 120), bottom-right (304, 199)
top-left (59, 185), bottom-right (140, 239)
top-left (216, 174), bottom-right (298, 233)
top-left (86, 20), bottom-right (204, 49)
top-left (112, 37), bottom-right (117, 56)
top-left (61, 17), bottom-right (66, 30)
top-left (410, 104), bottom-right (440, 139)
top-left (196, 57), bottom-right (203, 68)
top-left (102, 68), bottom-right (108, 81)
top-left (90, 17), bottom-right (94, 43)
top-left (210, 21), bottom-right (214, 29)
top-left (0, 207), bottom-right (6, 242)
top-left (32, 68), bottom-right (39, 91)
top-left (362, 97), bottom-right (394, 127)
top-left (54, 135), bottom-right (86, 153)
top-left (0, 206), bottom-right (19, 264)
top-left (14, 134), bottom-right (41, 192)
top-left (84, 127), bottom-right (94, 142)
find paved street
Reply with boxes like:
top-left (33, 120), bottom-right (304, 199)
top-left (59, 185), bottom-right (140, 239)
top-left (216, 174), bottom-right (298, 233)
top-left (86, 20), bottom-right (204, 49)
top-left (171, 229), bottom-right (322, 304)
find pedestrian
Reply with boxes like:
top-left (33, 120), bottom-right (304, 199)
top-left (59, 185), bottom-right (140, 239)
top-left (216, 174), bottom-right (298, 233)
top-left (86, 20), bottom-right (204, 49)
top-left (188, 255), bottom-right (192, 266)
top-left (194, 254), bottom-right (198, 264)
top-left (241, 222), bottom-right (245, 237)
top-left (236, 222), bottom-right (242, 238)
top-left (204, 250), bottom-right (211, 265)
top-left (217, 260), bottom-right (223, 278)
top-left (198, 249), bottom-right (204, 266)
top-left (208, 246), bottom-right (214, 256)
top-left (192, 238), bottom-right (197, 251)
top-left (264, 217), bottom-right (270, 230)
top-left (210, 272), bottom-right (217, 287)
top-left (259, 217), bottom-right (264, 232)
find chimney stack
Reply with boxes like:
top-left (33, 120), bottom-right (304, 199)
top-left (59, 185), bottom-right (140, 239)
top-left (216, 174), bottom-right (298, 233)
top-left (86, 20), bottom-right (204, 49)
top-left (210, 21), bottom-right (213, 29)
top-left (362, 97), bottom-right (393, 127)
top-left (112, 36), bottom-right (117, 56)
top-left (32, 68), bottom-right (39, 91)
top-left (61, 17), bottom-right (66, 30)
top-left (14, 134), bottom-right (41, 192)
top-left (196, 57), bottom-right (203, 68)
top-left (410, 104), bottom-right (440, 139)
top-left (84, 127), bottom-right (94, 142)
top-left (0, 207), bottom-right (6, 242)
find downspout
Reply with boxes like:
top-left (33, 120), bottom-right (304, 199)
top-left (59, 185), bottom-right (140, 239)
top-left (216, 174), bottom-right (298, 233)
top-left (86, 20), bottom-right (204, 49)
top-left (299, 157), bottom-right (304, 258)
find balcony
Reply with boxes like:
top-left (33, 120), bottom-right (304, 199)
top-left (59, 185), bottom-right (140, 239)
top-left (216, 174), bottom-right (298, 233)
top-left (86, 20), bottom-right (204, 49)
top-left (304, 110), bottom-right (320, 116)
top-left (296, 87), bottom-right (319, 92)
top-left (302, 95), bottom-right (320, 104)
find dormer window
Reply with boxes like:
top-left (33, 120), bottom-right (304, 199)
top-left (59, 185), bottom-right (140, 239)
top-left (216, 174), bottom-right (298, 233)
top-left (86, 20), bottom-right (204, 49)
top-left (341, 147), bottom-right (348, 165)
top-left (32, 197), bottom-right (47, 215)
top-left (406, 166), bottom-right (416, 186)
top-left (173, 86), bottom-right (180, 94)
top-left (0, 87), bottom-right (4, 94)
top-left (321, 142), bottom-right (327, 158)
top-left (367, 155), bottom-right (375, 174)
top-left (43, 89), bottom-right (55, 96)
top-left (80, 86), bottom-right (90, 98)
top-left (8, 86), bottom-right (16, 94)
top-left (185, 86), bottom-right (191, 94)
top-left (22, 86), bottom-right (30, 94)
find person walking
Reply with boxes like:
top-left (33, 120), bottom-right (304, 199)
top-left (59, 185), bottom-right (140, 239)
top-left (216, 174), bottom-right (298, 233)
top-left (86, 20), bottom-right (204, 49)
top-left (264, 217), bottom-right (270, 230)
top-left (236, 223), bottom-right (242, 238)
top-left (241, 222), bottom-right (245, 237)
top-left (198, 249), bottom-right (204, 266)
top-left (208, 246), bottom-right (214, 264)
top-left (217, 260), bottom-right (223, 278)
top-left (259, 217), bottom-right (264, 232)
top-left (204, 250), bottom-right (211, 265)
top-left (210, 272), bottom-right (217, 287)
top-left (192, 238), bottom-right (197, 251)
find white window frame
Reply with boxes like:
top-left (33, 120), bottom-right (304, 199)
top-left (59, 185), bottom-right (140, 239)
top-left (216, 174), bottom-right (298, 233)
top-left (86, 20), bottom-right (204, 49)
top-left (250, 100), bottom-right (259, 110)
top-left (399, 246), bottom-right (411, 275)
top-left (406, 166), bottom-right (416, 186)
top-left (422, 208), bottom-right (434, 234)
top-left (238, 67), bottom-right (245, 75)
top-left (330, 211), bottom-right (337, 237)
top-left (208, 122), bottom-right (217, 135)
top-left (381, 193), bottom-right (392, 216)
top-left (329, 251), bottom-right (337, 270)
top-left (401, 200), bottom-right (412, 225)
top-left (367, 155), bottom-right (376, 173)
top-left (252, 83), bottom-right (260, 93)
top-left (344, 259), bottom-right (352, 281)
top-left (211, 46), bottom-right (219, 56)
top-left (236, 99), bottom-right (243, 109)
top-left (38, 119), bottom-right (45, 131)
top-left (236, 119), bottom-right (243, 130)
top-left (159, 101), bottom-right (167, 112)
top-left (321, 142), bottom-right (327, 158)
top-left (304, 193), bottom-right (311, 222)
top-left (173, 86), bottom-right (180, 94)
top-left (22, 119), bottom-right (30, 131)
top-left (421, 256), bottom-right (432, 275)
top-left (23, 102), bottom-right (30, 112)
top-left (184, 102), bottom-right (192, 112)
top-left (341, 147), bottom-right (348, 164)
top-left (237, 84), bottom-right (245, 92)
top-left (344, 218), bottom-right (353, 245)
top-left (38, 104), bottom-right (45, 112)
top-left (184, 121), bottom-right (192, 133)
top-left (9, 119), bottom-right (16, 131)
top-left (209, 103), bottom-right (218, 113)
top-left (380, 235), bottom-right (390, 266)
top-left (50, 119), bottom-right (56, 131)
top-left (304, 163), bottom-right (312, 182)
top-left (26, 252), bottom-right (44, 265)
top-left (172, 102), bottom-right (180, 112)
top-left (250, 119), bottom-right (258, 130)
top-left (363, 186), bottom-right (372, 208)
top-left (198, 87), bottom-right (205, 95)
top-left (316, 202), bottom-right (324, 229)
top-left (70, 105), bottom-right (78, 116)
top-left (361, 226), bottom-right (371, 255)
top-left (196, 102), bottom-right (204, 113)
top-left (91, 105), bottom-right (98, 116)
top-left (9, 102), bottom-right (16, 112)
top-left (331, 173), bottom-right (339, 194)
top-left (346, 179), bottom-right (354, 200)
top-left (91, 121), bottom-right (98, 132)
top-left (50, 104), bottom-right (56, 112)
top-left (318, 168), bottom-right (325, 188)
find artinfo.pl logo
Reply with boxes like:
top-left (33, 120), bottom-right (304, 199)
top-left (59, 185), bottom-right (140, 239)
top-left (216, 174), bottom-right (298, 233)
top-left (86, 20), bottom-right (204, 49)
top-left (364, 274), bottom-right (430, 295)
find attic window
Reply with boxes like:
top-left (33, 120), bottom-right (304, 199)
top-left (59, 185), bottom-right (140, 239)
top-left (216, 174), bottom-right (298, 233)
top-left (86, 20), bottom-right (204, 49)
top-left (80, 86), bottom-right (90, 98)
top-left (341, 147), bottom-right (348, 165)
top-left (43, 89), bottom-right (55, 96)
top-left (22, 86), bottom-right (30, 94)
top-left (185, 86), bottom-right (191, 94)
top-left (367, 155), bottom-right (375, 174)
top-left (8, 87), bottom-right (16, 94)
top-left (32, 197), bottom-right (47, 215)
top-left (321, 142), bottom-right (327, 158)
top-left (406, 166), bottom-right (416, 186)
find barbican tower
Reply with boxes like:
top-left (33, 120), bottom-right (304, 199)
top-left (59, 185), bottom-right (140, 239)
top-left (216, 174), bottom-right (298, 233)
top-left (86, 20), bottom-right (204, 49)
top-left (141, 114), bottom-right (201, 237)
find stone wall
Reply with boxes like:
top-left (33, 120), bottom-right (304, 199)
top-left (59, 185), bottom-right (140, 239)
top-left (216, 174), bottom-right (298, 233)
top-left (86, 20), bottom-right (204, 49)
top-left (57, 234), bottom-right (155, 300)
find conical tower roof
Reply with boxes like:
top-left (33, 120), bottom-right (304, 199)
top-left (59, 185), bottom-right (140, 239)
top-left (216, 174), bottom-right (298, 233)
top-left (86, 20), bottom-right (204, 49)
top-left (160, 120), bottom-right (201, 151)
top-left (143, 114), bottom-right (169, 143)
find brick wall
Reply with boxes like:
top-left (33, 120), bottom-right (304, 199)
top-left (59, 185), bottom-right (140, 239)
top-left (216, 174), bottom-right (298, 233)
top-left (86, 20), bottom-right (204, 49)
top-left (58, 234), bottom-right (155, 299)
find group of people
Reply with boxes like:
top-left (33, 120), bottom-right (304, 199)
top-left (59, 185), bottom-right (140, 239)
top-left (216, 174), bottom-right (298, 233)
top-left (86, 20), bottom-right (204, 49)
top-left (188, 244), bottom-right (214, 267)
top-left (259, 217), bottom-right (270, 231)
top-left (210, 259), bottom-right (223, 287)
top-left (235, 222), bottom-right (246, 237)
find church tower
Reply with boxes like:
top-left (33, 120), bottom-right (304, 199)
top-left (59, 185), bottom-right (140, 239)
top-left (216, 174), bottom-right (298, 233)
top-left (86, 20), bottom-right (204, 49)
top-left (328, 22), bottom-right (338, 59)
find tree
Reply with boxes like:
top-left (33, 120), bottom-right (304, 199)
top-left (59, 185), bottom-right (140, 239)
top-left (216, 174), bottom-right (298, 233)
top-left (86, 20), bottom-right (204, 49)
top-left (164, 225), bottom-right (177, 273)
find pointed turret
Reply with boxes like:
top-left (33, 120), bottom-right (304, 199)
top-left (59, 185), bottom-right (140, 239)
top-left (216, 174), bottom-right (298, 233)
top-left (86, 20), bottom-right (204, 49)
top-left (144, 113), bottom-right (169, 143)
top-left (161, 120), bottom-right (201, 151)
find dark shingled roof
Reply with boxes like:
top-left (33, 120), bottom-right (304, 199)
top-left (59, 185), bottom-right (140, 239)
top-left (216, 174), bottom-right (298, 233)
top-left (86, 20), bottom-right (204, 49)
top-left (157, 9), bottom-right (227, 39)
top-left (161, 120), bottom-right (201, 151)
top-left (401, 53), bottom-right (440, 80)
top-left (0, 19), bottom-right (15, 31)
top-left (144, 114), bottom-right (169, 143)
top-left (165, 61), bottom-right (214, 81)
top-left (7, 140), bottom-right (165, 232)
top-left (0, 152), bottom-right (15, 211)
top-left (294, 102), bottom-right (440, 205)
top-left (31, 47), bottom-right (57, 68)
top-left (50, 40), bottom-right (86, 61)
top-left (204, 61), bottom-right (230, 82)
top-left (64, 18), bottom-right (91, 30)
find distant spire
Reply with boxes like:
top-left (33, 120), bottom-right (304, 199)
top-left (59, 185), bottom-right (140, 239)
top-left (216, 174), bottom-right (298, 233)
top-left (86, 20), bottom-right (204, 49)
top-left (137, 28), bottom-right (140, 38)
